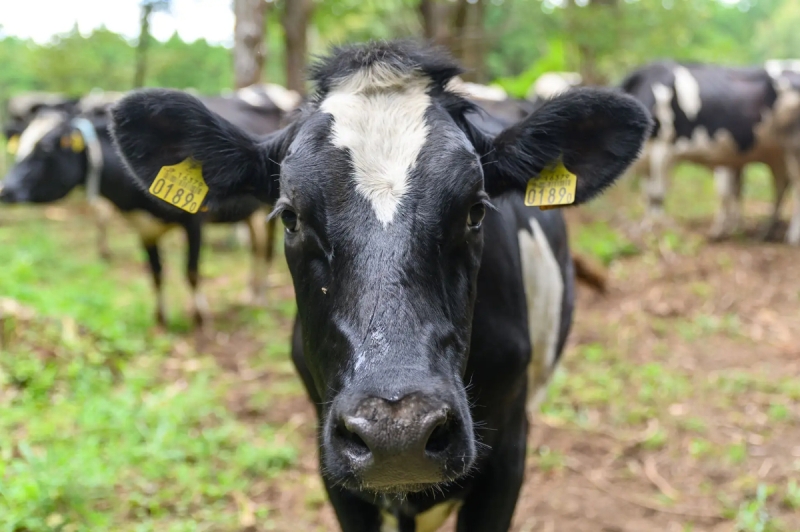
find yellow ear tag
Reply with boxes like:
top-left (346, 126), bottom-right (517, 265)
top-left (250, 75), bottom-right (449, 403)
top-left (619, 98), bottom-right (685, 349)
top-left (70, 131), bottom-right (85, 153)
top-left (524, 160), bottom-right (577, 210)
top-left (149, 158), bottom-right (208, 214)
top-left (60, 135), bottom-right (72, 150)
top-left (7, 134), bottom-right (20, 155)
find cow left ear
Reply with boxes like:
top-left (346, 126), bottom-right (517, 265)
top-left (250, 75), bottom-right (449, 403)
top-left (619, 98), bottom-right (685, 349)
top-left (476, 88), bottom-right (651, 204)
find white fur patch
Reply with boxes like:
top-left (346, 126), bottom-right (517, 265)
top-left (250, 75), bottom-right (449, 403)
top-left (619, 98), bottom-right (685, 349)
top-left (673, 125), bottom-right (739, 160)
top-left (320, 67), bottom-right (431, 226)
top-left (651, 83), bottom-right (675, 141)
top-left (785, 152), bottom-right (800, 245)
top-left (236, 85), bottom-right (270, 108)
top-left (15, 112), bottom-right (63, 162)
top-left (673, 66), bottom-right (702, 121)
top-left (262, 83), bottom-right (302, 112)
top-left (517, 218), bottom-right (564, 416)
top-left (529, 72), bottom-right (582, 100)
top-left (447, 76), bottom-right (508, 102)
top-left (766, 59), bottom-right (800, 78)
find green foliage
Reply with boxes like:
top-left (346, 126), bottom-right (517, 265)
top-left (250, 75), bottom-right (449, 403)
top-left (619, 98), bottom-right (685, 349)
top-left (735, 484), bottom-right (779, 532)
top-left (0, 28), bottom-right (235, 109)
top-left (1, 0), bottom-right (798, 111)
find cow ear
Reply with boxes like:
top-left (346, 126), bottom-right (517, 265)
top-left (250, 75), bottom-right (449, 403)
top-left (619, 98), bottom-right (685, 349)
top-left (110, 88), bottom-right (288, 208)
top-left (476, 88), bottom-right (651, 205)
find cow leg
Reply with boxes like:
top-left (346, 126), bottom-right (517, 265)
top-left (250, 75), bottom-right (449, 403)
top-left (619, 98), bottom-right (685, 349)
top-left (759, 159), bottom-right (790, 241)
top-left (143, 241), bottom-right (166, 326)
top-left (642, 141), bottom-right (672, 226)
top-left (91, 198), bottom-right (114, 261)
top-left (245, 210), bottom-right (267, 304)
top-left (785, 151), bottom-right (800, 245)
top-left (709, 166), bottom-right (742, 240)
top-left (456, 397), bottom-right (527, 532)
top-left (184, 220), bottom-right (210, 326)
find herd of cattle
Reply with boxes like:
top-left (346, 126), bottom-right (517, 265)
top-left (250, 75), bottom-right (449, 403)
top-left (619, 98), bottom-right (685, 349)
top-left (2, 41), bottom-right (799, 532)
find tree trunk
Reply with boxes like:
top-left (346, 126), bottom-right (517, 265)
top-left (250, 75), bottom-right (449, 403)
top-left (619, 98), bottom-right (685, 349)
top-left (459, 0), bottom-right (487, 82)
top-left (418, 0), bottom-right (450, 46)
top-left (133, 3), bottom-right (154, 88)
top-left (283, 0), bottom-right (313, 94)
top-left (233, 0), bottom-right (267, 89)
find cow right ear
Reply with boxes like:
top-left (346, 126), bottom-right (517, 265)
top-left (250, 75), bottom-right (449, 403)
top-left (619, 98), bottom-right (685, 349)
top-left (110, 88), bottom-right (287, 208)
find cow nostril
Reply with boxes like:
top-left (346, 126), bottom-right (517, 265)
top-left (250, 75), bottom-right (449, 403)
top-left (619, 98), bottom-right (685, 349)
top-left (335, 419), bottom-right (371, 455)
top-left (425, 417), bottom-right (455, 455)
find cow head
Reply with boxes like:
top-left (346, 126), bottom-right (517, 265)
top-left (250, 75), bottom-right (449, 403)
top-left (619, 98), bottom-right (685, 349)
top-left (111, 41), bottom-right (649, 495)
top-left (0, 112), bottom-right (90, 204)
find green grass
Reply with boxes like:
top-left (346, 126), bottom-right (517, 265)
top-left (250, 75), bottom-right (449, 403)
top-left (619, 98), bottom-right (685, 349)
top-left (0, 201), bottom-right (297, 531)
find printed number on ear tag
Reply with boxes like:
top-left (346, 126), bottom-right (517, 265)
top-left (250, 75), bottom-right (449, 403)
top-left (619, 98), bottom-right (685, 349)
top-left (149, 158), bottom-right (208, 214)
top-left (524, 160), bottom-right (577, 210)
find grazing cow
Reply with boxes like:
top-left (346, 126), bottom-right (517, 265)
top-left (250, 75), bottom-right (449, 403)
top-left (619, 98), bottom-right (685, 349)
top-left (0, 84), bottom-right (299, 324)
top-left (111, 41), bottom-right (649, 530)
top-left (621, 61), bottom-right (800, 243)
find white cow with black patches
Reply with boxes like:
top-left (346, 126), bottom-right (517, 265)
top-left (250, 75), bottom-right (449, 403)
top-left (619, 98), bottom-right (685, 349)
top-left (622, 61), bottom-right (800, 244)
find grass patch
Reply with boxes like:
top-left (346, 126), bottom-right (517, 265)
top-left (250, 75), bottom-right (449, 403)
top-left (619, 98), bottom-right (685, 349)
top-left (0, 204), bottom-right (297, 530)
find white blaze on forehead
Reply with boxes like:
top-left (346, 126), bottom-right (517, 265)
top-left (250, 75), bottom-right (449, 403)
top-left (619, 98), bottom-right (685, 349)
top-left (320, 66), bottom-right (431, 226)
top-left (15, 112), bottom-right (64, 162)
top-left (673, 65), bottom-right (702, 122)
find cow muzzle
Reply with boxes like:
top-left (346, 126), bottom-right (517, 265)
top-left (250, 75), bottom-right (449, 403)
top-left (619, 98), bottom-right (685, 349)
top-left (326, 389), bottom-right (475, 492)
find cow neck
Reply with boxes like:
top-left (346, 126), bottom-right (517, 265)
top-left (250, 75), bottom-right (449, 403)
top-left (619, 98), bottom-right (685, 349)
top-left (70, 117), bottom-right (104, 204)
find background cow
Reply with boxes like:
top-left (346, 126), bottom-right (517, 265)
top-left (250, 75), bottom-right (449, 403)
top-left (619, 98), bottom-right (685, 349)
top-left (110, 41), bottom-right (649, 531)
top-left (0, 84), bottom-right (301, 325)
top-left (621, 61), bottom-right (800, 243)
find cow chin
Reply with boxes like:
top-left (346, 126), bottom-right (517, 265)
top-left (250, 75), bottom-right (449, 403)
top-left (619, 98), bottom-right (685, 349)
top-left (320, 380), bottom-right (477, 495)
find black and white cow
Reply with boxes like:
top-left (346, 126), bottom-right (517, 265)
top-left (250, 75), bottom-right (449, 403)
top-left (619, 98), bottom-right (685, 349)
top-left (621, 61), bottom-right (800, 243)
top-left (0, 86), bottom-right (298, 324)
top-left (110, 41), bottom-right (649, 531)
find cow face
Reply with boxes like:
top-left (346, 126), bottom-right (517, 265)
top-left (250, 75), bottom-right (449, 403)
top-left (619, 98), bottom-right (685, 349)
top-left (111, 41), bottom-right (650, 495)
top-left (0, 113), bottom-right (86, 204)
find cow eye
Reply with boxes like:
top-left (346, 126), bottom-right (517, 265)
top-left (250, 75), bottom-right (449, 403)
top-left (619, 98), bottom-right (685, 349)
top-left (280, 208), bottom-right (299, 233)
top-left (467, 202), bottom-right (486, 229)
